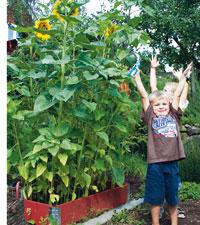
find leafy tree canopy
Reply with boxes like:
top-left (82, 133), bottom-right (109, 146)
top-left (139, 0), bottom-right (200, 74)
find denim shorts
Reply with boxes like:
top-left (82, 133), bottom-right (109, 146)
top-left (144, 161), bottom-right (179, 206)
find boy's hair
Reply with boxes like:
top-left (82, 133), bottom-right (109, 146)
top-left (149, 90), bottom-right (169, 103)
top-left (164, 82), bottom-right (178, 93)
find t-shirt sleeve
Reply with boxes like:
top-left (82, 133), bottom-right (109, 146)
top-left (141, 105), bottom-right (153, 125)
top-left (179, 99), bottom-right (189, 112)
top-left (170, 104), bottom-right (182, 122)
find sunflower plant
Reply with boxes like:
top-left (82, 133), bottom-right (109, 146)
top-left (7, 0), bottom-right (150, 204)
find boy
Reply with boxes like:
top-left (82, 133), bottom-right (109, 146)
top-left (150, 55), bottom-right (192, 112)
top-left (133, 69), bottom-right (187, 225)
top-left (150, 56), bottom-right (192, 219)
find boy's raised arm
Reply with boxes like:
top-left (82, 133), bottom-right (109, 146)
top-left (172, 62), bottom-right (192, 110)
top-left (172, 71), bottom-right (186, 110)
top-left (150, 55), bottom-right (159, 92)
top-left (134, 71), bottom-right (150, 112)
top-left (180, 62), bottom-right (193, 104)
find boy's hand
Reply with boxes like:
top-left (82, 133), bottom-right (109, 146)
top-left (183, 62), bottom-right (193, 78)
top-left (151, 55), bottom-right (159, 68)
top-left (173, 62), bottom-right (193, 80)
top-left (173, 68), bottom-right (183, 80)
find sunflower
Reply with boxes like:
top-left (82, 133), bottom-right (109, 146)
top-left (34, 19), bottom-right (52, 41)
top-left (52, 0), bottom-right (65, 23)
top-left (104, 23), bottom-right (118, 38)
top-left (70, 7), bottom-right (79, 16)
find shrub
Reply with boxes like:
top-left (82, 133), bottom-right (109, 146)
top-left (180, 136), bottom-right (200, 183)
top-left (179, 182), bottom-right (200, 201)
top-left (122, 153), bottom-right (147, 180)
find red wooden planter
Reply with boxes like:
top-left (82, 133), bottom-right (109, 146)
top-left (24, 183), bottom-right (128, 225)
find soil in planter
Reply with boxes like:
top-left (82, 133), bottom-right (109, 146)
top-left (104, 200), bottom-right (200, 225)
top-left (7, 188), bottom-right (27, 225)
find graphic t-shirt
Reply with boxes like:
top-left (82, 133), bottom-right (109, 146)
top-left (152, 115), bottom-right (178, 138)
top-left (142, 105), bottom-right (185, 163)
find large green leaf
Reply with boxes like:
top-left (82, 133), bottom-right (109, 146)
top-left (50, 122), bottom-right (69, 137)
top-left (34, 94), bottom-right (55, 112)
top-left (33, 28), bottom-right (57, 35)
top-left (60, 139), bottom-right (82, 154)
top-left (11, 26), bottom-right (33, 33)
top-left (32, 135), bottom-right (46, 143)
top-left (61, 15), bottom-right (81, 23)
top-left (18, 164), bottom-right (29, 181)
top-left (44, 171), bottom-right (53, 182)
top-left (71, 107), bottom-right (91, 120)
top-left (82, 172), bottom-right (91, 188)
top-left (33, 144), bottom-right (43, 154)
top-left (82, 100), bottom-right (97, 112)
top-left (28, 71), bottom-right (46, 79)
top-left (74, 34), bottom-right (90, 45)
top-left (36, 163), bottom-right (47, 178)
top-left (48, 146), bottom-right (60, 156)
top-left (94, 109), bottom-right (106, 121)
top-left (49, 87), bottom-right (75, 102)
top-left (96, 131), bottom-right (109, 144)
top-left (83, 71), bottom-right (99, 80)
top-left (41, 55), bottom-right (70, 64)
top-left (57, 152), bottom-right (68, 166)
top-left (112, 168), bottom-right (125, 187)
top-left (16, 85), bottom-right (31, 97)
top-left (12, 110), bottom-right (31, 120)
top-left (95, 158), bottom-right (106, 171)
top-left (116, 49), bottom-right (129, 61)
top-left (114, 124), bottom-right (128, 133)
top-left (42, 142), bottom-right (54, 149)
top-left (61, 88), bottom-right (76, 102)
top-left (39, 155), bottom-right (48, 163)
top-left (61, 175), bottom-right (69, 187)
top-left (66, 76), bottom-right (80, 85)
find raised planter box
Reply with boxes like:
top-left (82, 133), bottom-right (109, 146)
top-left (24, 183), bottom-right (128, 225)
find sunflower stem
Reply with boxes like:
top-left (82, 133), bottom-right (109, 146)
top-left (58, 22), bottom-right (68, 122)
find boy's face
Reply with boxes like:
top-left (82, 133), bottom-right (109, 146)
top-left (163, 84), bottom-right (175, 102)
top-left (151, 97), bottom-right (170, 116)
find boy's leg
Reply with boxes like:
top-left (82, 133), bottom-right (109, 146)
top-left (144, 163), bottom-right (165, 225)
top-left (168, 206), bottom-right (178, 225)
top-left (164, 161), bottom-right (179, 225)
top-left (151, 205), bottom-right (161, 225)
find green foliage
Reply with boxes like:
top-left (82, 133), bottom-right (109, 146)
top-left (140, 0), bottom-right (200, 72)
top-left (122, 153), bottom-right (147, 180)
top-left (134, 183), bottom-right (145, 199)
top-left (110, 210), bottom-right (134, 224)
top-left (182, 71), bottom-right (200, 126)
top-left (108, 209), bottom-right (145, 225)
top-left (8, 0), bottom-right (33, 26)
top-left (7, 0), bottom-right (150, 204)
top-left (179, 182), bottom-right (200, 201)
top-left (180, 136), bottom-right (200, 183)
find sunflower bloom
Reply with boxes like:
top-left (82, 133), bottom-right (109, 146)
top-left (34, 19), bottom-right (52, 41)
top-left (52, 0), bottom-right (65, 23)
top-left (71, 8), bottom-right (79, 16)
top-left (105, 24), bottom-right (118, 38)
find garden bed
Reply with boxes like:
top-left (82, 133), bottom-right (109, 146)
top-left (103, 200), bottom-right (200, 225)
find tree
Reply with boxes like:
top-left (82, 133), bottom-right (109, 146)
top-left (139, 0), bottom-right (200, 76)
top-left (7, 0), bottom-right (53, 25)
